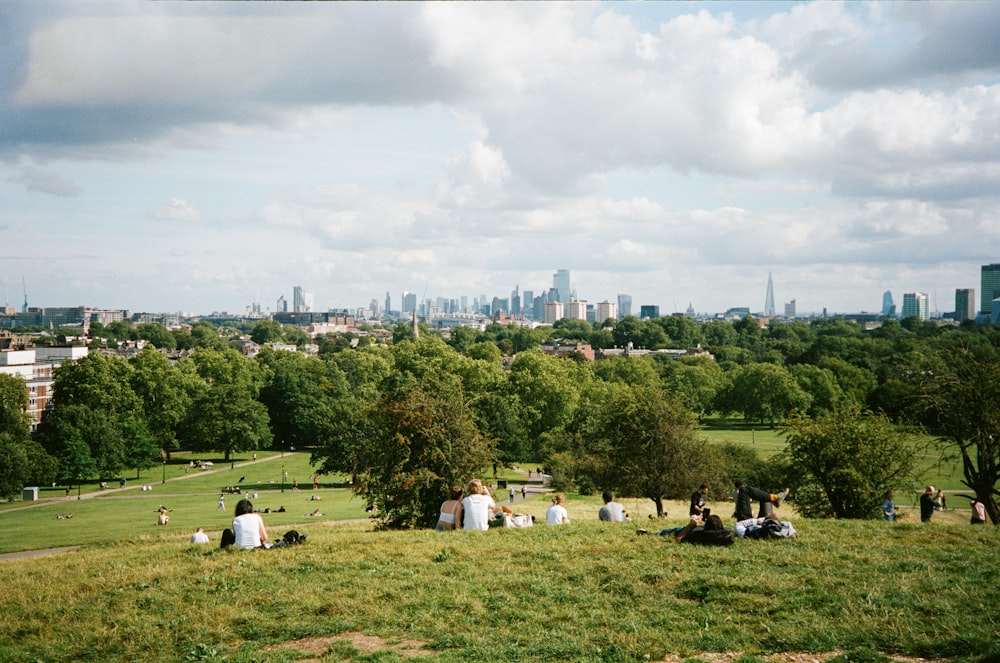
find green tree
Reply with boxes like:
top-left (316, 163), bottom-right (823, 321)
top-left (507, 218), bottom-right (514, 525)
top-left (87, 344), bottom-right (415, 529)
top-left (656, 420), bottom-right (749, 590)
top-left (190, 321), bottom-right (229, 350)
top-left (654, 315), bottom-right (702, 349)
top-left (36, 353), bottom-right (157, 478)
top-left (783, 405), bottom-right (917, 519)
top-left (135, 323), bottom-right (176, 350)
top-left (352, 375), bottom-right (495, 529)
top-left (566, 383), bottom-right (718, 517)
top-left (508, 350), bottom-right (586, 449)
top-left (129, 346), bottom-right (193, 458)
top-left (250, 320), bottom-right (284, 345)
top-left (179, 348), bottom-right (272, 460)
top-left (716, 363), bottom-right (811, 426)
top-left (914, 344), bottom-right (1000, 524)
top-left (661, 357), bottom-right (725, 420)
top-left (592, 355), bottom-right (661, 387)
top-left (790, 364), bottom-right (844, 415)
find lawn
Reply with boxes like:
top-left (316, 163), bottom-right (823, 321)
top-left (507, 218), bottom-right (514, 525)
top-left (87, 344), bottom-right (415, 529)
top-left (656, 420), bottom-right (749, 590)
top-left (0, 516), bottom-right (996, 662)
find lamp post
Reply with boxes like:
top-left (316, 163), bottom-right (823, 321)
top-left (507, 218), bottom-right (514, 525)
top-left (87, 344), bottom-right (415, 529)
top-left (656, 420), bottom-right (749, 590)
top-left (162, 458), bottom-right (167, 484)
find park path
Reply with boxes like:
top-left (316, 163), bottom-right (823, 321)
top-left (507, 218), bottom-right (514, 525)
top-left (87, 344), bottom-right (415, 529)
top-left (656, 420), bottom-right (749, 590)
top-left (3, 452), bottom-right (297, 513)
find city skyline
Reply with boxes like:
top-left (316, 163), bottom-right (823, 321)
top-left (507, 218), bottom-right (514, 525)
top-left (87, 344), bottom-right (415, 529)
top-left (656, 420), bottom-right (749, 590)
top-left (2, 2), bottom-right (999, 316)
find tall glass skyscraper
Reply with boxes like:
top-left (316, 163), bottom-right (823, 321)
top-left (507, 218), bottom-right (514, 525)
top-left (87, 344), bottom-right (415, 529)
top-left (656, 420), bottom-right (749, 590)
top-left (764, 272), bottom-right (775, 317)
top-left (553, 269), bottom-right (571, 303)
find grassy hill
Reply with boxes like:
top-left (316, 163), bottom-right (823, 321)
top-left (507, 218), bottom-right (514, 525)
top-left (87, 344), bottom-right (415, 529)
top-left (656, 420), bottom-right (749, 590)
top-left (1, 514), bottom-right (996, 663)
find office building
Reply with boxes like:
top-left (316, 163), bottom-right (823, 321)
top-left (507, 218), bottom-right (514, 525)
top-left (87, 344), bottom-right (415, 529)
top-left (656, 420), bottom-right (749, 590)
top-left (902, 292), bottom-right (929, 321)
top-left (881, 291), bottom-right (896, 317)
top-left (639, 305), bottom-right (660, 320)
top-left (981, 264), bottom-right (1000, 315)
top-left (402, 292), bottom-right (417, 314)
top-left (955, 289), bottom-right (976, 322)
top-left (553, 269), bottom-right (571, 304)
top-left (292, 286), bottom-right (313, 313)
top-left (617, 294), bottom-right (632, 319)
top-left (784, 299), bottom-right (796, 319)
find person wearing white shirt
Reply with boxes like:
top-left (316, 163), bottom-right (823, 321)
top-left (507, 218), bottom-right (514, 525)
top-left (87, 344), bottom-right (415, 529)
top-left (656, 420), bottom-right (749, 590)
top-left (546, 493), bottom-right (570, 525)
top-left (461, 479), bottom-right (500, 531)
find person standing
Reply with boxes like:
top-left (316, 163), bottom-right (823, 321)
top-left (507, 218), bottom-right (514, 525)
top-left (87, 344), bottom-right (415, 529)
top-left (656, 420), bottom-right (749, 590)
top-left (508, 486), bottom-right (515, 504)
top-left (217, 493), bottom-right (226, 510)
top-left (546, 493), bottom-right (570, 525)
top-left (689, 484), bottom-right (709, 521)
top-left (882, 490), bottom-right (897, 522)
top-left (598, 491), bottom-right (628, 522)
top-left (521, 485), bottom-right (527, 501)
top-left (920, 486), bottom-right (936, 522)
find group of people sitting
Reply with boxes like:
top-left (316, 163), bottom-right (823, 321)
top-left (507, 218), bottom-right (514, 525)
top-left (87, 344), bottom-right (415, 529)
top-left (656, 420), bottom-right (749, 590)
top-left (635, 481), bottom-right (795, 545)
top-left (437, 478), bottom-right (546, 531)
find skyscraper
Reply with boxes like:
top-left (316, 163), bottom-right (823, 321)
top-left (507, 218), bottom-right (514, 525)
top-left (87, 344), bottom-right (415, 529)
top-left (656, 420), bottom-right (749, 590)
top-left (385, 291), bottom-right (391, 316)
top-left (902, 292), bottom-right (928, 321)
top-left (784, 299), bottom-right (796, 319)
top-left (981, 264), bottom-right (1000, 315)
top-left (292, 286), bottom-right (312, 313)
top-left (596, 301), bottom-right (617, 323)
top-left (881, 291), bottom-right (896, 317)
top-left (553, 269), bottom-right (571, 304)
top-left (955, 288), bottom-right (975, 322)
top-left (764, 272), bottom-right (775, 317)
top-left (617, 294), bottom-right (632, 319)
top-left (564, 300), bottom-right (587, 320)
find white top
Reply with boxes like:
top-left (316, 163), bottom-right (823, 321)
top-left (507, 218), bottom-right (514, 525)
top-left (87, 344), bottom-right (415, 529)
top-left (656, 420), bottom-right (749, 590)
top-left (190, 531), bottom-right (210, 544)
top-left (598, 502), bottom-right (627, 522)
top-left (461, 493), bottom-right (496, 531)
top-left (546, 504), bottom-right (569, 525)
top-left (233, 513), bottom-right (266, 549)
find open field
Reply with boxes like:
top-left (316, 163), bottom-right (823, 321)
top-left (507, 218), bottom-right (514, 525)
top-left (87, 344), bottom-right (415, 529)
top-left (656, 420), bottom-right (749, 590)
top-left (0, 516), bottom-right (996, 663)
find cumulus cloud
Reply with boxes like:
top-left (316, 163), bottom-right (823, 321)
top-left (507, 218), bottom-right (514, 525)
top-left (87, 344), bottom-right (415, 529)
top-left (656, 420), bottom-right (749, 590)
top-left (149, 198), bottom-right (202, 222)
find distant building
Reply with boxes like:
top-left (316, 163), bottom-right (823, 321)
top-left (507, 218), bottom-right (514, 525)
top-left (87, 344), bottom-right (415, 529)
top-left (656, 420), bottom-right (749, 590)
top-left (539, 341), bottom-right (595, 362)
top-left (543, 301), bottom-right (564, 325)
top-left (553, 269), bottom-right (571, 304)
top-left (402, 292), bottom-right (417, 314)
top-left (784, 299), bottom-right (796, 319)
top-left (981, 264), bottom-right (1000, 315)
top-left (595, 301), bottom-right (617, 323)
top-left (764, 272), bottom-right (776, 317)
top-left (881, 291), bottom-right (896, 317)
top-left (902, 292), bottom-right (929, 321)
top-left (0, 347), bottom-right (88, 430)
top-left (293, 286), bottom-right (313, 313)
top-left (955, 288), bottom-right (976, 322)
top-left (276, 295), bottom-right (288, 313)
top-left (617, 294), bottom-right (632, 319)
top-left (564, 300), bottom-right (587, 321)
top-left (639, 305), bottom-right (660, 320)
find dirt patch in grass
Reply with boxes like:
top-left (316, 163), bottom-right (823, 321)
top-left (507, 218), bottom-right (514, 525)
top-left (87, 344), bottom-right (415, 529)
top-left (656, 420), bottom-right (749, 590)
top-left (655, 653), bottom-right (947, 663)
top-left (268, 631), bottom-right (436, 660)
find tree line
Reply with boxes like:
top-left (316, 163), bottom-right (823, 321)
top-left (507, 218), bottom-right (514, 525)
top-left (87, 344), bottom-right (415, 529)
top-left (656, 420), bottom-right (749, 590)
top-left (1, 315), bottom-right (998, 526)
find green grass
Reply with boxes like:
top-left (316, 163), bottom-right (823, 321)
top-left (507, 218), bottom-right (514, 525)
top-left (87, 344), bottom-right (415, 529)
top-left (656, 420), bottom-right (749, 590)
top-left (0, 518), bottom-right (996, 662)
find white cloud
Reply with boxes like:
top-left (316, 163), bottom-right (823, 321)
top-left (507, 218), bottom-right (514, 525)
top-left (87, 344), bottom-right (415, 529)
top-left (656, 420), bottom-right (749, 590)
top-left (149, 198), bottom-right (202, 222)
top-left (8, 166), bottom-right (80, 197)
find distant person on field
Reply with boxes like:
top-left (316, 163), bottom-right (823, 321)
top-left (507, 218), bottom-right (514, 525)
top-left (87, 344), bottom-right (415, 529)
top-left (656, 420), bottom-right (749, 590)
top-left (157, 505), bottom-right (170, 525)
top-left (732, 481), bottom-right (789, 521)
top-left (232, 498), bottom-right (269, 549)
top-left (598, 491), bottom-right (629, 522)
top-left (920, 486), bottom-right (936, 523)
top-left (690, 484), bottom-right (709, 521)
top-left (546, 493), bottom-right (570, 525)
top-left (461, 479), bottom-right (500, 531)
top-left (436, 485), bottom-right (464, 531)
top-left (970, 498), bottom-right (987, 525)
top-left (882, 490), bottom-right (897, 522)
top-left (190, 527), bottom-right (209, 544)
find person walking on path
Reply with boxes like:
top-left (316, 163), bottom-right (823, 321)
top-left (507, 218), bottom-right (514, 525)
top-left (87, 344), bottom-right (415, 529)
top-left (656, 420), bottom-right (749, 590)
top-left (521, 485), bottom-right (527, 501)
top-left (217, 494), bottom-right (226, 510)
top-left (920, 486), bottom-right (936, 522)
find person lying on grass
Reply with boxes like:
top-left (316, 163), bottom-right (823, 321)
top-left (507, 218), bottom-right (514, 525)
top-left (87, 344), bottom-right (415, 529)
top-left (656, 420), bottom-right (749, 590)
top-left (637, 514), bottom-right (735, 546)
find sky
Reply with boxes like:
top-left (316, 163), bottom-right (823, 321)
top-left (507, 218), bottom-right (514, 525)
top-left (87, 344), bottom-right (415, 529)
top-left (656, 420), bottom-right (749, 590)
top-left (1, 1), bottom-right (999, 318)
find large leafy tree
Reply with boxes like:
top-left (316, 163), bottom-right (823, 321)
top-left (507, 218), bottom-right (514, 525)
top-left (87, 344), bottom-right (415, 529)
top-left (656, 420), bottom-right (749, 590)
top-left (913, 344), bottom-right (1000, 524)
top-left (179, 348), bottom-right (272, 460)
top-left (783, 404), bottom-right (916, 519)
top-left (0, 374), bottom-right (57, 499)
top-left (716, 362), bottom-right (811, 426)
top-left (36, 353), bottom-right (158, 479)
top-left (564, 382), bottom-right (720, 517)
top-left (352, 375), bottom-right (496, 529)
top-left (508, 349), bottom-right (587, 452)
top-left (129, 346), bottom-right (194, 459)
top-left (135, 323), bottom-right (176, 350)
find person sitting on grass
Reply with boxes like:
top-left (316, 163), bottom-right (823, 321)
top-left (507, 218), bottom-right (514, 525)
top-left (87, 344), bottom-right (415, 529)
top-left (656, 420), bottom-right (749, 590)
top-left (232, 498), bottom-right (269, 549)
